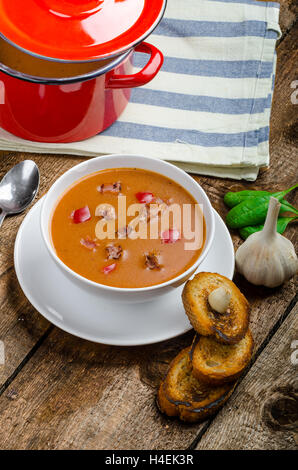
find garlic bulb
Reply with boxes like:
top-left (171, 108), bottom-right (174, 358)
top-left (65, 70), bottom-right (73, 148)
top-left (236, 197), bottom-right (298, 287)
top-left (208, 287), bottom-right (231, 313)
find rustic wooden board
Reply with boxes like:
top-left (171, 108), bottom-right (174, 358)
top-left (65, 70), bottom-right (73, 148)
top-left (196, 304), bottom-right (298, 450)
top-left (0, 288), bottom-right (297, 450)
top-left (276, 0), bottom-right (297, 36)
top-left (0, 156), bottom-right (84, 388)
top-left (0, 0), bottom-right (297, 450)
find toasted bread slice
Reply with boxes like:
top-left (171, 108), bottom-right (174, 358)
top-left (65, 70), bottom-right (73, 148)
top-left (182, 272), bottom-right (250, 344)
top-left (157, 347), bottom-right (236, 422)
top-left (191, 330), bottom-right (253, 385)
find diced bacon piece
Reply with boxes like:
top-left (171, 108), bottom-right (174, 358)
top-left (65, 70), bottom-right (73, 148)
top-left (147, 200), bottom-right (168, 222)
top-left (97, 182), bottom-right (121, 193)
top-left (102, 263), bottom-right (117, 275)
top-left (117, 225), bottom-right (133, 239)
top-left (72, 206), bottom-right (91, 224)
top-left (161, 229), bottom-right (181, 244)
top-left (95, 203), bottom-right (116, 220)
top-left (106, 244), bottom-right (122, 260)
top-left (80, 237), bottom-right (98, 251)
top-left (113, 182), bottom-right (121, 192)
top-left (154, 197), bottom-right (164, 205)
top-left (155, 197), bottom-right (173, 206)
top-left (144, 253), bottom-right (161, 270)
top-left (135, 192), bottom-right (154, 204)
top-left (98, 183), bottom-right (113, 193)
top-left (139, 204), bottom-right (150, 223)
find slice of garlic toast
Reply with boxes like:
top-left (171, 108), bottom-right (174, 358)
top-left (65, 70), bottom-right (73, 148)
top-left (157, 347), bottom-right (236, 423)
top-left (191, 330), bottom-right (253, 385)
top-left (182, 272), bottom-right (250, 344)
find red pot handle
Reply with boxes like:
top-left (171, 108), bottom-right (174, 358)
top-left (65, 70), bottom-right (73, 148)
top-left (106, 42), bottom-right (163, 89)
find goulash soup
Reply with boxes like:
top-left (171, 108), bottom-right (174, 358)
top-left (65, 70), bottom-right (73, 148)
top-left (51, 168), bottom-right (206, 288)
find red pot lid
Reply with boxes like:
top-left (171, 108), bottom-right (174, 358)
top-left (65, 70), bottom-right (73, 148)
top-left (0, 0), bottom-right (166, 61)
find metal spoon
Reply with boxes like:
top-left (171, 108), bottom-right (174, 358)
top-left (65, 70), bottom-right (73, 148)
top-left (0, 160), bottom-right (40, 228)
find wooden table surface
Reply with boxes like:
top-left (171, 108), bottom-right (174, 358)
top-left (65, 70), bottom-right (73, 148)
top-left (0, 0), bottom-right (297, 451)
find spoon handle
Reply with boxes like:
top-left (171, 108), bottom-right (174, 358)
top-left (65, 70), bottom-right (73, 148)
top-left (0, 211), bottom-right (6, 228)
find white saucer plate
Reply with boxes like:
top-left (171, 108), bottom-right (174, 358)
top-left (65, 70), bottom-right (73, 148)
top-left (14, 198), bottom-right (235, 346)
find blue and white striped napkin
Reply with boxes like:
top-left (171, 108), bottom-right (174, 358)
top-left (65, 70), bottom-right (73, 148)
top-left (0, 0), bottom-right (281, 180)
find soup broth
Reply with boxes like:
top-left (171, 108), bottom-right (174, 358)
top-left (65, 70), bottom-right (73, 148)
top-left (51, 168), bottom-right (206, 288)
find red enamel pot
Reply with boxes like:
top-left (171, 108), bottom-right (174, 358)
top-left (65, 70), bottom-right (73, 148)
top-left (0, 0), bottom-right (166, 142)
top-left (0, 42), bottom-right (163, 143)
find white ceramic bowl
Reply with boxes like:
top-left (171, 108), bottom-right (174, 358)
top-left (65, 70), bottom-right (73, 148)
top-left (40, 155), bottom-right (215, 303)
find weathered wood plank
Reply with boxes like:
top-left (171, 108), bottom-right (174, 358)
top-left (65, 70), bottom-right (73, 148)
top-left (0, 153), bottom-right (84, 276)
top-left (0, 288), bottom-right (297, 449)
top-left (196, 304), bottom-right (298, 450)
top-left (0, 154), bottom-right (85, 387)
top-left (0, 0), bottom-right (297, 450)
top-left (277, 0), bottom-right (297, 37)
top-left (0, 328), bottom-right (193, 450)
